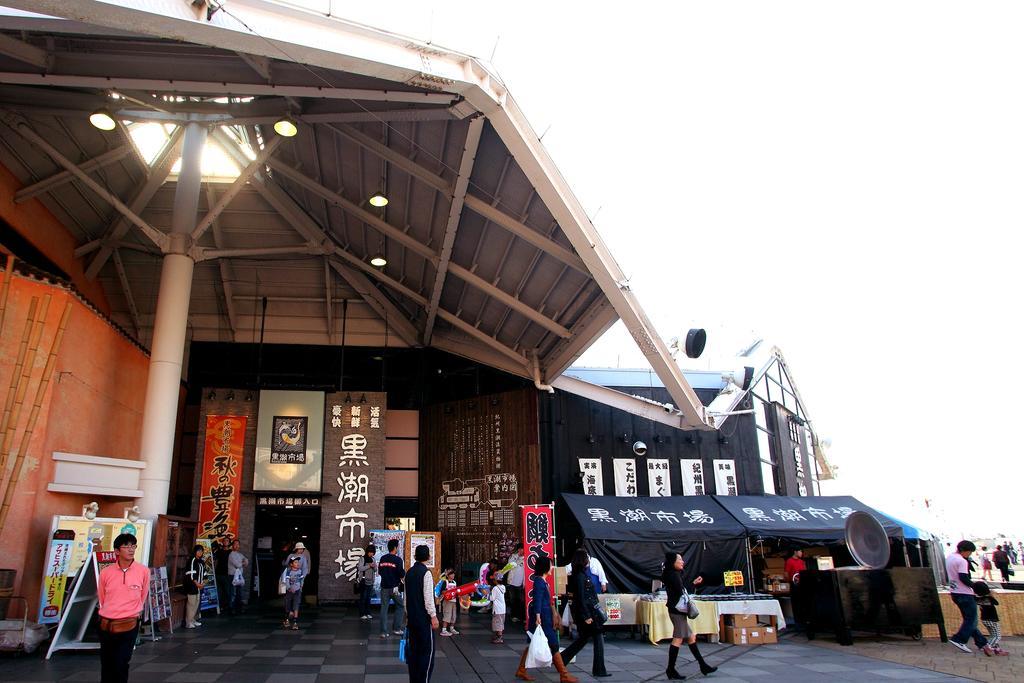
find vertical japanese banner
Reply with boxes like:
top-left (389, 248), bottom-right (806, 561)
top-left (612, 458), bottom-right (637, 496)
top-left (646, 459), bottom-right (671, 496)
top-left (713, 459), bottom-right (738, 495)
top-left (38, 530), bottom-right (74, 624)
top-left (681, 459), bottom-right (705, 495)
top-left (320, 392), bottom-right (386, 602)
top-left (522, 504), bottom-right (555, 623)
top-left (578, 458), bottom-right (604, 495)
top-left (198, 415), bottom-right (247, 540)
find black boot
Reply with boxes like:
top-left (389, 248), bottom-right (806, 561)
top-left (666, 644), bottom-right (686, 679)
top-left (688, 643), bottom-right (717, 676)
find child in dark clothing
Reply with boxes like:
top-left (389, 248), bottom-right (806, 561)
top-left (973, 582), bottom-right (1009, 656)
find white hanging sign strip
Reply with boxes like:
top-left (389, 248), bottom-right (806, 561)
top-left (646, 459), bottom-right (671, 496)
top-left (680, 459), bottom-right (706, 496)
top-left (612, 458), bottom-right (637, 497)
top-left (578, 458), bottom-right (604, 496)
top-left (713, 459), bottom-right (738, 495)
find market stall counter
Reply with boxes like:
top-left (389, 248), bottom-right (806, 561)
top-left (635, 595), bottom-right (785, 645)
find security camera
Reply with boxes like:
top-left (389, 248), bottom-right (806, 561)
top-left (663, 403), bottom-right (675, 413)
top-left (721, 366), bottom-right (755, 391)
top-left (632, 441), bottom-right (647, 456)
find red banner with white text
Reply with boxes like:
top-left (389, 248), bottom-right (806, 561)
top-left (198, 415), bottom-right (247, 540)
top-left (522, 504), bottom-right (555, 623)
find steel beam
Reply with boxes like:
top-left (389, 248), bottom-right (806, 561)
top-left (462, 194), bottom-right (587, 275)
top-left (111, 248), bottom-right (141, 338)
top-left (551, 375), bottom-right (693, 431)
top-left (0, 72), bottom-right (456, 104)
top-left (191, 134), bottom-right (284, 240)
top-left (326, 123), bottom-right (452, 195)
top-left (328, 260), bottom-right (420, 348)
top-left (446, 261), bottom-right (570, 338)
top-left (205, 185), bottom-right (238, 340)
top-left (265, 158), bottom-right (438, 264)
top-left (86, 126), bottom-right (183, 279)
top-left (323, 257), bottom-right (333, 344)
top-left (1, 112), bottom-right (167, 251)
top-left (14, 145), bottom-right (131, 203)
top-left (195, 244), bottom-right (325, 261)
top-left (542, 300), bottom-right (619, 381)
top-left (423, 117), bottom-right (482, 345)
top-left (0, 34), bottom-right (48, 69)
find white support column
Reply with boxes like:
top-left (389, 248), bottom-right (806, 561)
top-left (137, 122), bottom-right (206, 516)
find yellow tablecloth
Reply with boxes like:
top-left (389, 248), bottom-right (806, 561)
top-left (636, 600), bottom-right (719, 645)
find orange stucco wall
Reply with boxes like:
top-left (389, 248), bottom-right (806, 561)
top-left (0, 273), bottom-right (147, 617)
top-left (0, 163), bottom-right (111, 315)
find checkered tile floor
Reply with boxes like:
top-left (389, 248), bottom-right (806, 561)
top-left (2, 604), bottom-right (964, 681)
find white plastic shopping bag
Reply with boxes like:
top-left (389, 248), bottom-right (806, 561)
top-left (525, 628), bottom-right (553, 668)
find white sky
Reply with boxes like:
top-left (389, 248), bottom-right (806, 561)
top-left (289, 2), bottom-right (1023, 539)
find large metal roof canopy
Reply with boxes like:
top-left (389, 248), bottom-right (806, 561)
top-left (0, 0), bottom-right (712, 429)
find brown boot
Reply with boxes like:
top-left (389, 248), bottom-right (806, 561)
top-left (515, 649), bottom-right (535, 681)
top-left (553, 653), bottom-right (579, 683)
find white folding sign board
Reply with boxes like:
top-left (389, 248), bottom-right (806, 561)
top-left (578, 458), bottom-right (604, 496)
top-left (646, 459), bottom-right (671, 496)
top-left (613, 458), bottom-right (637, 496)
top-left (713, 459), bottom-right (738, 495)
top-left (680, 459), bottom-right (705, 496)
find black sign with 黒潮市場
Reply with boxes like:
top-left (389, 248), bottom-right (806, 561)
top-left (712, 495), bottom-right (904, 543)
top-left (562, 494), bottom-right (746, 542)
top-left (270, 415), bottom-right (308, 464)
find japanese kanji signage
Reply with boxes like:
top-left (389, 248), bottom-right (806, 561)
top-left (421, 389), bottom-right (538, 571)
top-left (198, 415), bottom-right (246, 540)
top-left (723, 570), bottom-right (744, 587)
top-left (646, 459), bottom-right (671, 496)
top-left (562, 493), bottom-right (748, 542)
top-left (578, 458), bottom-right (603, 495)
top-left (713, 495), bottom-right (904, 542)
top-left (270, 415), bottom-right (308, 464)
top-left (254, 390), bottom-right (324, 492)
top-left (319, 392), bottom-right (386, 602)
top-left (613, 458), bottom-right (637, 496)
top-left (38, 529), bottom-right (74, 624)
top-left (681, 459), bottom-right (705, 495)
top-left (713, 459), bottom-right (738, 496)
top-left (522, 504), bottom-right (555, 622)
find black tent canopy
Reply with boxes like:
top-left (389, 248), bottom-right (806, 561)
top-left (713, 495), bottom-right (904, 544)
top-left (562, 494), bottom-right (749, 594)
top-left (561, 494), bottom-right (905, 594)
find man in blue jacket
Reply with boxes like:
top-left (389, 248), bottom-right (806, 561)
top-left (378, 538), bottom-right (406, 638)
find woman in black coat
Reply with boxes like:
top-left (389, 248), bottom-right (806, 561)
top-left (662, 551), bottom-right (717, 679)
top-left (559, 549), bottom-right (610, 677)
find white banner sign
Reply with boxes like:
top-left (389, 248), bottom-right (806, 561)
top-left (713, 459), bottom-right (738, 495)
top-left (613, 458), bottom-right (637, 496)
top-left (681, 459), bottom-right (705, 495)
top-left (646, 459), bottom-right (671, 496)
top-left (578, 458), bottom-right (604, 496)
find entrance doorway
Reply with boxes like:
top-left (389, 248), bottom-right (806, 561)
top-left (253, 505), bottom-right (321, 602)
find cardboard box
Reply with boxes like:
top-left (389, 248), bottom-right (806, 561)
top-left (761, 626), bottom-right (778, 644)
top-left (747, 628), bottom-right (764, 644)
top-left (723, 626), bottom-right (749, 645)
top-left (729, 614), bottom-right (758, 628)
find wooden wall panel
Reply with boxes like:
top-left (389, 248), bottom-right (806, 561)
top-left (420, 388), bottom-right (540, 572)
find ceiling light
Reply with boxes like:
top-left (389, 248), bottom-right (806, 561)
top-left (370, 254), bottom-right (387, 267)
top-left (89, 109), bottom-right (117, 131)
top-left (273, 116), bottom-right (298, 137)
top-left (368, 191), bottom-right (388, 207)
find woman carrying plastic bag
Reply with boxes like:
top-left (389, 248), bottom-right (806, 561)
top-left (515, 557), bottom-right (576, 682)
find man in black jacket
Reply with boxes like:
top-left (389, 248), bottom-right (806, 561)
top-left (406, 544), bottom-right (439, 683)
top-left (378, 539), bottom-right (406, 638)
top-left (993, 545), bottom-right (1011, 582)
top-left (185, 545), bottom-right (205, 628)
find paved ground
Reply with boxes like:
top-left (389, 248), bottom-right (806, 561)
top-left (1, 604), bottom-right (969, 682)
top-left (808, 633), bottom-right (1022, 682)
